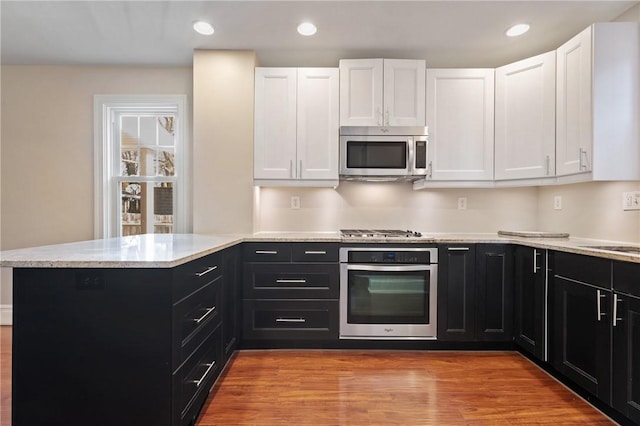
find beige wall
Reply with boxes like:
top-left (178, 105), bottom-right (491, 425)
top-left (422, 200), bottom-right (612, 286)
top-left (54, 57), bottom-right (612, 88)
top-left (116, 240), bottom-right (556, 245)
top-left (1, 65), bottom-right (192, 250)
top-left (0, 65), bottom-right (192, 314)
top-left (537, 181), bottom-right (640, 243)
top-left (256, 183), bottom-right (538, 234)
top-left (616, 2), bottom-right (640, 22)
top-left (193, 51), bottom-right (256, 234)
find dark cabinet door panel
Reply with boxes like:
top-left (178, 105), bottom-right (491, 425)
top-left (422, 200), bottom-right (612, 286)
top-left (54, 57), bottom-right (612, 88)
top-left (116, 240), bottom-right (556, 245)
top-left (514, 246), bottom-right (545, 359)
top-left (476, 245), bottom-right (514, 341)
top-left (613, 294), bottom-right (640, 423)
top-left (243, 243), bottom-right (292, 262)
top-left (553, 277), bottom-right (611, 404)
top-left (291, 242), bottom-right (339, 262)
top-left (437, 245), bottom-right (476, 341)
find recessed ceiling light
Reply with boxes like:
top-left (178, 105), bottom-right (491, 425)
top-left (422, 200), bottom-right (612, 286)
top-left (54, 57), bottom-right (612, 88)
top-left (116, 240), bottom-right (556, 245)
top-left (506, 23), bottom-right (530, 37)
top-left (193, 21), bottom-right (214, 36)
top-left (297, 22), bottom-right (317, 36)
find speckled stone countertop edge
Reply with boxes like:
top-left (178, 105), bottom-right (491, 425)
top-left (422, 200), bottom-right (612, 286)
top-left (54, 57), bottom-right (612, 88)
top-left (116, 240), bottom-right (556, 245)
top-left (1, 232), bottom-right (638, 267)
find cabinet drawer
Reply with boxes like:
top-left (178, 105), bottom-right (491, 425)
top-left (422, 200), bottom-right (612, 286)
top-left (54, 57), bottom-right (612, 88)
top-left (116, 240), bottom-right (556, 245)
top-left (291, 243), bottom-right (339, 262)
top-left (613, 261), bottom-right (640, 297)
top-left (173, 252), bottom-right (222, 303)
top-left (243, 263), bottom-right (339, 299)
top-left (554, 251), bottom-right (611, 289)
top-left (242, 300), bottom-right (338, 340)
top-left (243, 243), bottom-right (291, 262)
top-left (173, 325), bottom-right (222, 426)
top-left (173, 276), bottom-right (222, 369)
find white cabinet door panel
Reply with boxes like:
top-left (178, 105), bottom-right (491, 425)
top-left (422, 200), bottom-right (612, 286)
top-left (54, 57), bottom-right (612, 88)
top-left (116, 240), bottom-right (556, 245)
top-left (254, 68), bottom-right (297, 179)
top-left (556, 26), bottom-right (592, 176)
top-left (384, 59), bottom-right (426, 126)
top-left (426, 69), bottom-right (494, 181)
top-left (339, 59), bottom-right (383, 126)
top-left (495, 51), bottom-right (556, 180)
top-left (297, 68), bottom-right (339, 180)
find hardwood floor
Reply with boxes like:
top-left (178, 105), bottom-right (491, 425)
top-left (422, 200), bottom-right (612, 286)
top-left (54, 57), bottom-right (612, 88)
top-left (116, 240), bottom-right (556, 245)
top-left (1, 326), bottom-right (10, 426)
top-left (0, 327), bottom-right (613, 425)
top-left (198, 350), bottom-right (614, 425)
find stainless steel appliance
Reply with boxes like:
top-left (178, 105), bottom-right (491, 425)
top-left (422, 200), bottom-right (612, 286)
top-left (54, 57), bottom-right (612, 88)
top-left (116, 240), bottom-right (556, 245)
top-left (339, 245), bottom-right (438, 340)
top-left (339, 126), bottom-right (428, 181)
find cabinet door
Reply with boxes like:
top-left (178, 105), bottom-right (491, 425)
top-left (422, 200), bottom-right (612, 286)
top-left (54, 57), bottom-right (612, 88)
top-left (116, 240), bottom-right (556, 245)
top-left (556, 25), bottom-right (592, 176)
top-left (495, 51), bottom-right (556, 180)
top-left (552, 277), bottom-right (611, 404)
top-left (437, 245), bottom-right (476, 341)
top-left (297, 68), bottom-right (339, 180)
top-left (339, 58), bottom-right (383, 126)
top-left (476, 245), bottom-right (514, 341)
top-left (383, 59), bottom-right (426, 126)
top-left (514, 246), bottom-right (546, 360)
top-left (426, 69), bottom-right (494, 181)
top-left (612, 294), bottom-right (640, 423)
top-left (254, 68), bottom-right (297, 179)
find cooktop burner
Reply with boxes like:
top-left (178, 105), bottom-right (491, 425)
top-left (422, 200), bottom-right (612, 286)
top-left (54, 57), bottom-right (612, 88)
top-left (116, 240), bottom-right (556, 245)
top-left (340, 229), bottom-right (423, 238)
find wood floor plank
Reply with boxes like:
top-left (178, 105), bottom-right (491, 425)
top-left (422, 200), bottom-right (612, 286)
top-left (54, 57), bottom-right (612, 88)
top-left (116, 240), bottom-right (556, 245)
top-left (0, 329), bottom-right (615, 425)
top-left (196, 350), bottom-right (614, 426)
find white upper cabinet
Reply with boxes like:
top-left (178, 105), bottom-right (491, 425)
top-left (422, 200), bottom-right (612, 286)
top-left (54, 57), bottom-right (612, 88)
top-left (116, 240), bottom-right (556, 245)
top-left (495, 51), bottom-right (556, 181)
top-left (296, 68), bottom-right (340, 181)
top-left (425, 68), bottom-right (494, 181)
top-left (340, 58), bottom-right (425, 126)
top-left (254, 67), bottom-right (339, 185)
top-left (556, 23), bottom-right (640, 180)
top-left (254, 68), bottom-right (297, 180)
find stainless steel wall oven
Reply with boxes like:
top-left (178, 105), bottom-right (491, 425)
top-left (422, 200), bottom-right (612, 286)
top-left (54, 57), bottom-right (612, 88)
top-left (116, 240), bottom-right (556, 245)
top-left (339, 246), bottom-right (438, 339)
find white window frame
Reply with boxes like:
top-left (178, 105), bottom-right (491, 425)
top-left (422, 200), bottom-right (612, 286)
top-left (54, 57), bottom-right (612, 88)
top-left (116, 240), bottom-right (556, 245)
top-left (93, 95), bottom-right (190, 239)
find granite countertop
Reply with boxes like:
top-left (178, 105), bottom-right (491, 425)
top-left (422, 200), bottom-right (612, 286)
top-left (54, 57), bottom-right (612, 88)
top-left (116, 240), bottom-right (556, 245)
top-left (1, 232), bottom-right (638, 268)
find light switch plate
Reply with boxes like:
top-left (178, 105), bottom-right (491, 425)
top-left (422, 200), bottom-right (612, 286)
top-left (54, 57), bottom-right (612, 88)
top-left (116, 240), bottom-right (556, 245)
top-left (623, 191), bottom-right (640, 210)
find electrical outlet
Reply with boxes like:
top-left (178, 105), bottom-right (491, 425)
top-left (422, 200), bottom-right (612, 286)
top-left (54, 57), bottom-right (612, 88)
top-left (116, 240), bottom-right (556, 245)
top-left (554, 196), bottom-right (562, 210)
top-left (290, 196), bottom-right (300, 210)
top-left (457, 197), bottom-right (467, 210)
top-left (623, 191), bottom-right (640, 210)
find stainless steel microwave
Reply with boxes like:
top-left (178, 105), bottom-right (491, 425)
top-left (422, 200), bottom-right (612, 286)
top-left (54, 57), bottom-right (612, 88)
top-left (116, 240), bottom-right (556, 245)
top-left (339, 126), bottom-right (429, 181)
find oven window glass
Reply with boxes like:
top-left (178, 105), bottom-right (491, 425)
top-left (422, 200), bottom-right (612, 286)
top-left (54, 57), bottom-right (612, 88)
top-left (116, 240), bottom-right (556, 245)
top-left (346, 141), bottom-right (407, 169)
top-left (347, 270), bottom-right (429, 324)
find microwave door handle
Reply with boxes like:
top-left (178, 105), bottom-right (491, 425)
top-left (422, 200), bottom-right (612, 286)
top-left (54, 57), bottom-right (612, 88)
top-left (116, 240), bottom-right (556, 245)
top-left (408, 138), bottom-right (415, 174)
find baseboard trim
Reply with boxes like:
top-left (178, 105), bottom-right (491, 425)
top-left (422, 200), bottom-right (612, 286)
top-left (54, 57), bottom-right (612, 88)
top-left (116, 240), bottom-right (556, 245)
top-left (0, 304), bottom-right (12, 325)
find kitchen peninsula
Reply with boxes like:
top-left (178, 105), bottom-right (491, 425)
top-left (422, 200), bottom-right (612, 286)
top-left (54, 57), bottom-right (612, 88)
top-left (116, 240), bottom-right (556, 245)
top-left (3, 232), bottom-right (639, 426)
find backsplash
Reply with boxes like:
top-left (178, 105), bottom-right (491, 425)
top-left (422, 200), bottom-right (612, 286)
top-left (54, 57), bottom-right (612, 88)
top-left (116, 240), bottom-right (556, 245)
top-left (254, 182), bottom-right (538, 234)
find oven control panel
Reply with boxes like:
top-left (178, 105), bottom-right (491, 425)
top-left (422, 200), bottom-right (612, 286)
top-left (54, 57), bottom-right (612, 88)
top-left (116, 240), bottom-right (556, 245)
top-left (347, 250), bottom-right (431, 264)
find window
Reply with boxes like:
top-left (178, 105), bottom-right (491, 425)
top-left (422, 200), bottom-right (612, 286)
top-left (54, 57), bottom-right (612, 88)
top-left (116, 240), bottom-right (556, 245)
top-left (94, 95), bottom-right (189, 238)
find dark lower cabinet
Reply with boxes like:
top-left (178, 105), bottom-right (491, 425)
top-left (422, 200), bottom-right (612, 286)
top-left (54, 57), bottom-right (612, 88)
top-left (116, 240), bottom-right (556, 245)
top-left (552, 251), bottom-right (612, 405)
top-left (241, 242), bottom-right (340, 346)
top-left (514, 246), bottom-right (546, 360)
top-left (222, 246), bottom-right (241, 363)
top-left (476, 244), bottom-right (513, 341)
top-left (612, 293), bottom-right (640, 424)
top-left (437, 245), bottom-right (476, 340)
top-left (437, 244), bottom-right (513, 342)
top-left (12, 249), bottom-right (236, 426)
top-left (612, 260), bottom-right (640, 423)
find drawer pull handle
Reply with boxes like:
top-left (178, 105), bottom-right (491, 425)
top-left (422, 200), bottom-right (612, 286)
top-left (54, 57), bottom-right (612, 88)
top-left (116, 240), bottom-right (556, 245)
top-left (192, 362), bottom-right (216, 387)
top-left (447, 247), bottom-right (469, 251)
top-left (255, 250), bottom-right (277, 255)
top-left (195, 266), bottom-right (218, 277)
top-left (304, 250), bottom-right (327, 255)
top-left (276, 318), bottom-right (306, 323)
top-left (275, 279), bottom-right (307, 284)
top-left (613, 294), bottom-right (623, 327)
top-left (596, 290), bottom-right (606, 321)
top-left (193, 306), bottom-right (216, 324)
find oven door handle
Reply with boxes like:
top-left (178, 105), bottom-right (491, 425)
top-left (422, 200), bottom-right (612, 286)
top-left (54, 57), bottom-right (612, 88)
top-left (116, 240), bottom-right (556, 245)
top-left (345, 264), bottom-right (431, 272)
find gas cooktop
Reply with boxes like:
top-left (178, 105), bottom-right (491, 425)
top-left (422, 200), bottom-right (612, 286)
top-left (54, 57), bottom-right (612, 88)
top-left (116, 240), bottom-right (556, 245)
top-left (340, 229), bottom-right (423, 238)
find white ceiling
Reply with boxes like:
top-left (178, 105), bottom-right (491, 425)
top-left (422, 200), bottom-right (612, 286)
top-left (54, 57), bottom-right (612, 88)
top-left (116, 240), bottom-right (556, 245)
top-left (1, 1), bottom-right (638, 68)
